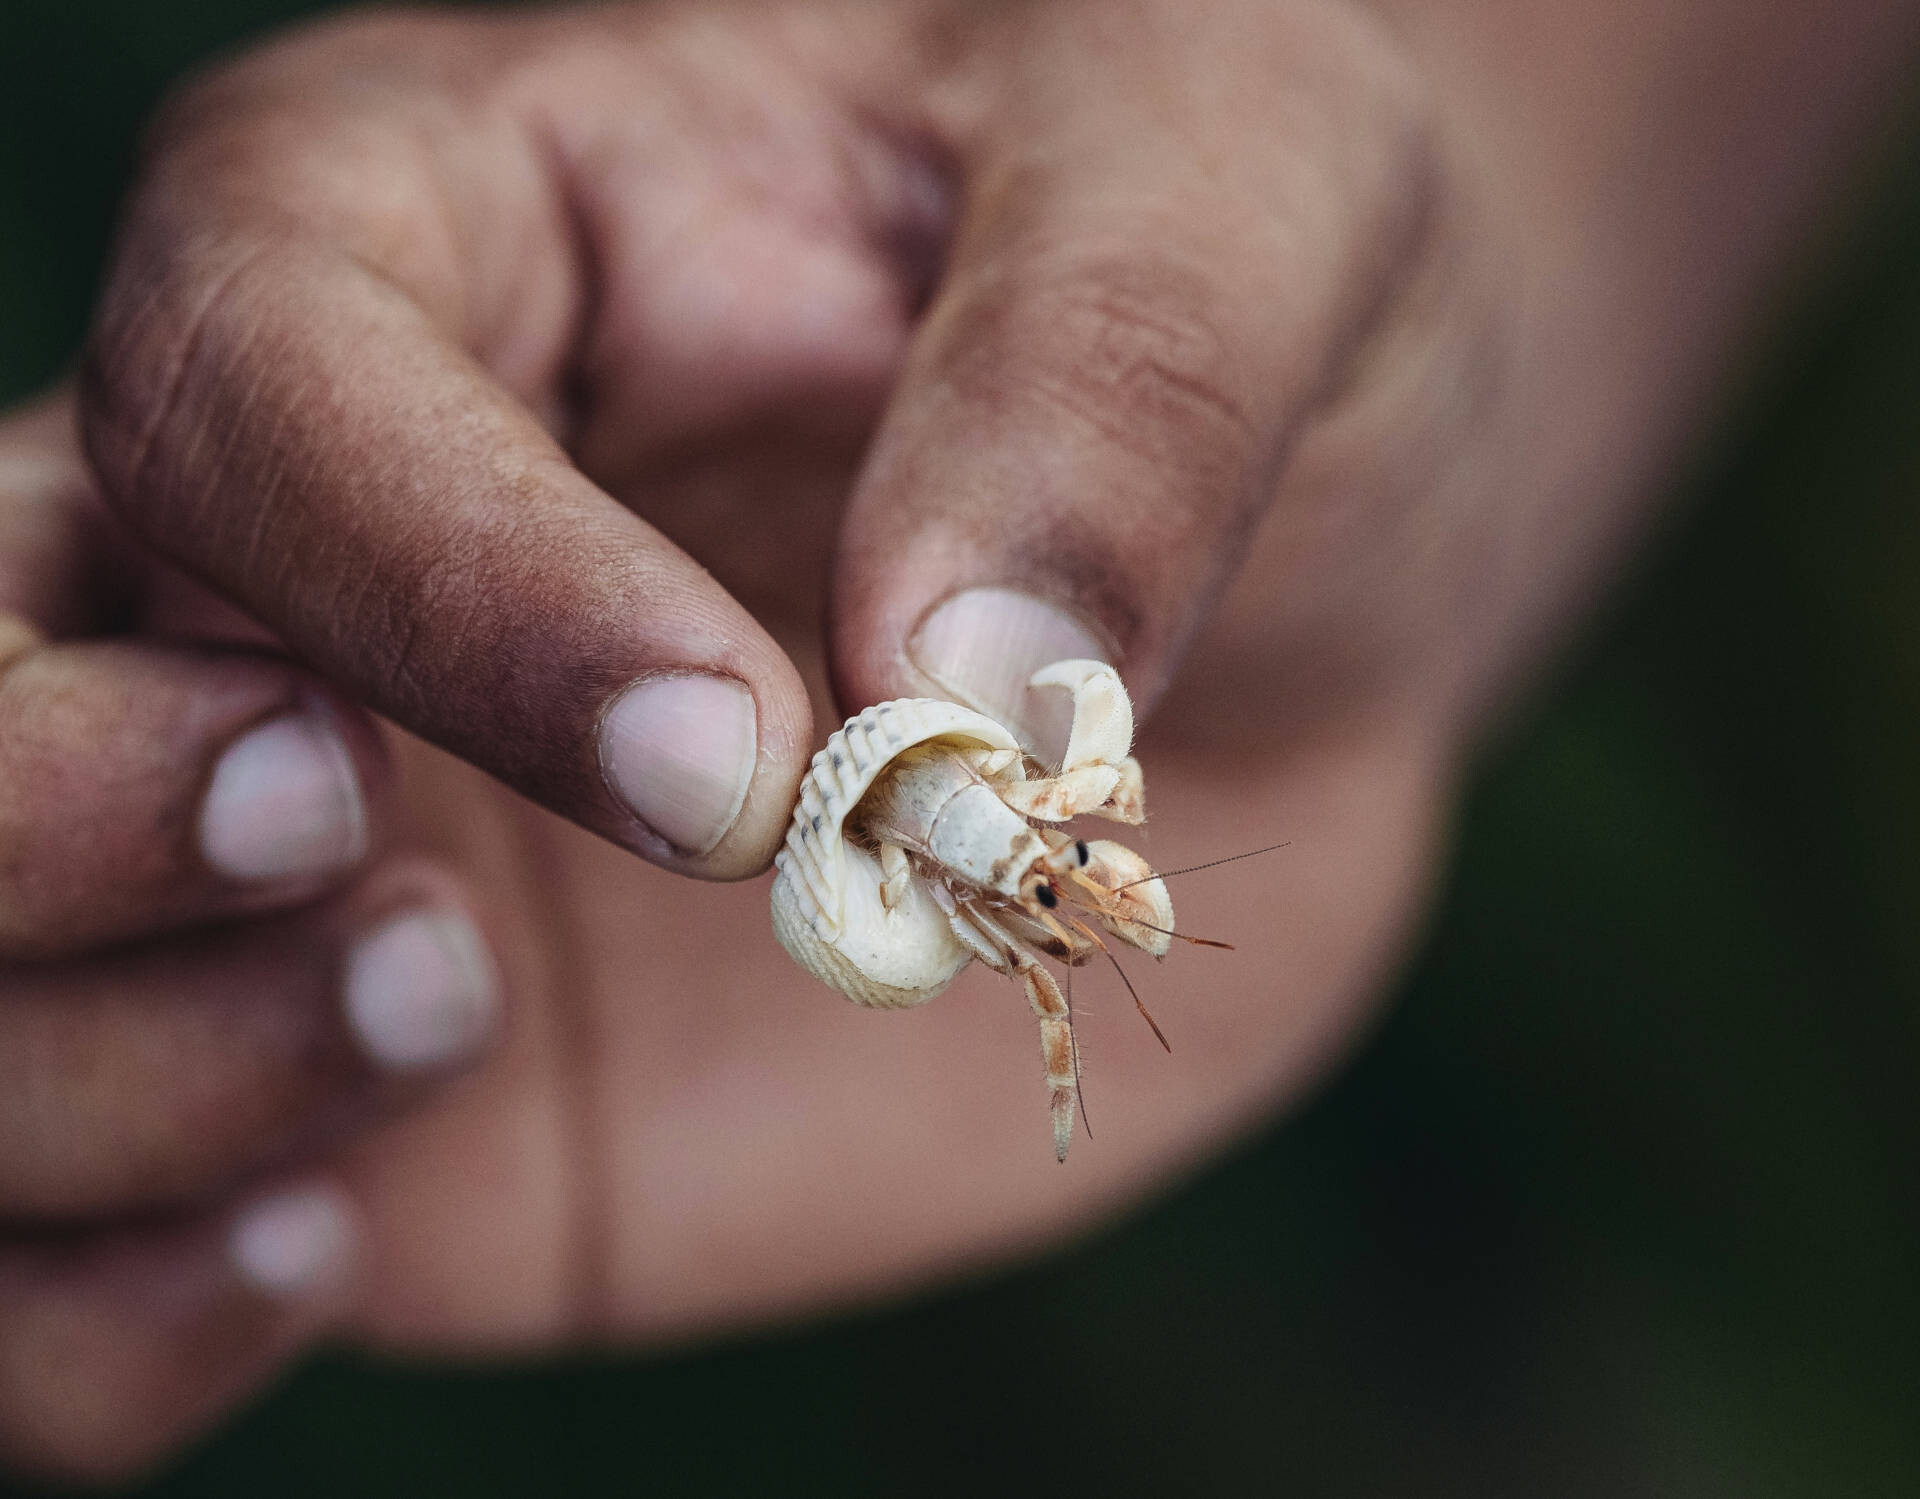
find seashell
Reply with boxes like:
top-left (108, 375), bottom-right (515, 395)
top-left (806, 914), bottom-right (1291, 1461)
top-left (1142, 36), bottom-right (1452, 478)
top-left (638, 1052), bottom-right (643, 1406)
top-left (770, 661), bottom-right (1175, 1161)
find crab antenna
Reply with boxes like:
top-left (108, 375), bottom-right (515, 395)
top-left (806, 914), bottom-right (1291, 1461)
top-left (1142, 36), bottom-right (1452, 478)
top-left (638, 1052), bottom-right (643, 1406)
top-left (1066, 867), bottom-right (1116, 904)
top-left (1032, 903), bottom-right (1083, 957)
top-left (1102, 945), bottom-right (1172, 1054)
top-left (1066, 959), bottom-right (1092, 1140)
top-left (1067, 912), bottom-right (1172, 1053)
top-left (1109, 841), bottom-right (1293, 893)
top-left (1059, 892), bottom-right (1235, 951)
top-left (1065, 911), bottom-right (1111, 955)
top-left (1110, 913), bottom-right (1235, 950)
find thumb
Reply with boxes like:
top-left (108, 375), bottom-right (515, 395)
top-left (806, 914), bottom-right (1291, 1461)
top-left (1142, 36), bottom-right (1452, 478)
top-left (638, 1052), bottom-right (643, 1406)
top-left (831, 5), bottom-right (1431, 756)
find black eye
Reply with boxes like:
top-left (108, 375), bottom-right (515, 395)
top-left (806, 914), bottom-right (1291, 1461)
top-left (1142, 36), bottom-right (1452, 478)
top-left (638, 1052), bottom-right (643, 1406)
top-left (1075, 840), bottom-right (1090, 866)
top-left (1035, 883), bottom-right (1058, 908)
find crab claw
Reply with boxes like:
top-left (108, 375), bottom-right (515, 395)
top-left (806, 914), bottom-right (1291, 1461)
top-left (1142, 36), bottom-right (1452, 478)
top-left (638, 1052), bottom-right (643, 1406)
top-left (1077, 839), bottom-right (1173, 957)
top-left (1029, 660), bottom-right (1134, 776)
top-left (1103, 755), bottom-right (1146, 824)
top-left (1004, 660), bottom-right (1145, 823)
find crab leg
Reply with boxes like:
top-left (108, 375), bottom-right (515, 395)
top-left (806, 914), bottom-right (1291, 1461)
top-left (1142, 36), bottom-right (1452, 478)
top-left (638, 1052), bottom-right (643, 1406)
top-left (876, 841), bottom-right (912, 911)
top-left (942, 903), bottom-right (1010, 971)
top-left (994, 660), bottom-right (1146, 824)
top-left (961, 899), bottom-right (1080, 1162)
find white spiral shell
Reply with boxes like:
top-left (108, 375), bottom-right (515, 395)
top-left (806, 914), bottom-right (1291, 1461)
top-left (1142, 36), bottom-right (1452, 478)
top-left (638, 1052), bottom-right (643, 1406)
top-left (770, 697), bottom-right (1021, 1009)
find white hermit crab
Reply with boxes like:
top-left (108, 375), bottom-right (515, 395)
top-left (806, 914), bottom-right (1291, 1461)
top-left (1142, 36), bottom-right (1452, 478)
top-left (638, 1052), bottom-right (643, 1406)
top-left (770, 659), bottom-right (1179, 1161)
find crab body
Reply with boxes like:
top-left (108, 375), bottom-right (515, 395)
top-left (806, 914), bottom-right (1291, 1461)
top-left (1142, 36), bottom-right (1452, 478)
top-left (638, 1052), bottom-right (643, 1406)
top-left (770, 660), bottom-right (1173, 1160)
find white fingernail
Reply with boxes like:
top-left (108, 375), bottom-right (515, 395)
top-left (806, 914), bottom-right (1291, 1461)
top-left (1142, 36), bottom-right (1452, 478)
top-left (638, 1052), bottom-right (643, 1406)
top-left (909, 587), bottom-right (1108, 764)
top-left (228, 1183), bottom-right (357, 1298)
top-left (599, 675), bottom-right (758, 855)
top-left (200, 713), bottom-right (366, 882)
top-left (344, 911), bottom-right (499, 1072)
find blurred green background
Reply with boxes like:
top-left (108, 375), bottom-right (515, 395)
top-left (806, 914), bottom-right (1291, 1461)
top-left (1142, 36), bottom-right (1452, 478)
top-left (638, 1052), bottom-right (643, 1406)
top-left (3, 2), bottom-right (1918, 1494)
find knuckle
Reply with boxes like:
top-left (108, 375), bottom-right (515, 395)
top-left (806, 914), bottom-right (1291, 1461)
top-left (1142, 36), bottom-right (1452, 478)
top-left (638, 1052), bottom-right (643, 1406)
top-left (955, 246), bottom-right (1264, 501)
top-left (81, 223), bottom-right (292, 548)
top-left (128, 9), bottom-right (508, 290)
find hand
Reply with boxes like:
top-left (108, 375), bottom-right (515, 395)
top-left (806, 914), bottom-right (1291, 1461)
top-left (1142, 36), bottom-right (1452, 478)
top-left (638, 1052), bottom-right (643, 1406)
top-left (5, 0), bottom-right (1909, 1479)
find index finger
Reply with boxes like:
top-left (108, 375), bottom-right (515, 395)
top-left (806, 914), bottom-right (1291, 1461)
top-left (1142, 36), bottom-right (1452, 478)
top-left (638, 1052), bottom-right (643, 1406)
top-left (79, 16), bottom-right (809, 876)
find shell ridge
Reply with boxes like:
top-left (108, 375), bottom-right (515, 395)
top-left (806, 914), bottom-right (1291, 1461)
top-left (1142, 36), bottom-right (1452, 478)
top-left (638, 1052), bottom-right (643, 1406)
top-left (783, 804), bottom-right (842, 932)
top-left (771, 694), bottom-right (1026, 991)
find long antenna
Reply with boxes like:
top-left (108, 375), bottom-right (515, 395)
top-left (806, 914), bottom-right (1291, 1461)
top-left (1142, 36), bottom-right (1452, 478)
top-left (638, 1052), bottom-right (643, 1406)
top-left (1107, 913), bottom-right (1234, 950)
top-left (1111, 841), bottom-right (1292, 892)
top-left (1103, 946), bottom-right (1172, 1053)
top-left (1059, 889), bottom-right (1235, 950)
top-left (1066, 958), bottom-right (1092, 1139)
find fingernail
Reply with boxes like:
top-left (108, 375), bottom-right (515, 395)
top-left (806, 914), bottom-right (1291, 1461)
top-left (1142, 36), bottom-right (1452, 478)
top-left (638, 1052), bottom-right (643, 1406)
top-left (228, 1183), bottom-right (356, 1298)
top-left (344, 910), bottom-right (499, 1072)
top-left (599, 675), bottom-right (758, 855)
top-left (909, 587), bottom-right (1108, 763)
top-left (200, 712), bottom-right (366, 882)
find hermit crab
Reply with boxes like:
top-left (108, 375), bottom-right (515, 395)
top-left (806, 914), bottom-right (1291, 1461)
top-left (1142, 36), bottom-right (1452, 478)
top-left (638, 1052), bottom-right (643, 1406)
top-left (770, 659), bottom-right (1182, 1161)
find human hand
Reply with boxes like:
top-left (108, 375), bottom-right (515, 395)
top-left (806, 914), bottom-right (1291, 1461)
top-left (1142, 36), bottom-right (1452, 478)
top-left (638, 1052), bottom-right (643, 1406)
top-left (6, 0), bottom-right (1910, 1478)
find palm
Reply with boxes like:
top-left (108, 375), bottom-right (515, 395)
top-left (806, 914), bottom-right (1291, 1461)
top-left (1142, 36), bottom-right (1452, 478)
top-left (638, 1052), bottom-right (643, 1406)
top-left (338, 513), bottom-right (1443, 1349)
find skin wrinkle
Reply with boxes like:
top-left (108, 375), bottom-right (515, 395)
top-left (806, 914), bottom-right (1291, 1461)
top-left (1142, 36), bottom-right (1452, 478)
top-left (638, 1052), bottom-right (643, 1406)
top-left (162, 34), bottom-right (578, 392)
top-left (165, 25), bottom-right (490, 333)
top-left (527, 119), bottom-right (632, 460)
top-left (358, 458), bottom-right (528, 712)
top-left (208, 258), bottom-right (397, 619)
top-left (1284, 197), bottom-right (1520, 732)
top-left (225, 298), bottom-right (312, 613)
top-left (85, 238), bottom-right (279, 552)
top-left (974, 265), bottom-right (1264, 482)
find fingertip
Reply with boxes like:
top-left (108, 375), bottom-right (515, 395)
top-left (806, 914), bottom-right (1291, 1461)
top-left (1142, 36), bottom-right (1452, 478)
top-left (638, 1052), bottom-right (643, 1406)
top-left (226, 1180), bottom-right (361, 1302)
top-left (0, 644), bottom-right (397, 961)
top-left (594, 660), bottom-right (812, 881)
top-left (199, 705), bottom-right (370, 884)
top-left (598, 673), bottom-right (759, 857)
top-left (342, 906), bottom-right (501, 1075)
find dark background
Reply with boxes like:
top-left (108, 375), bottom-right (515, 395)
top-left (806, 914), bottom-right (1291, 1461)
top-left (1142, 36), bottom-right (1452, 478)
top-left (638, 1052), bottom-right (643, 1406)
top-left (3, 2), bottom-right (1917, 1493)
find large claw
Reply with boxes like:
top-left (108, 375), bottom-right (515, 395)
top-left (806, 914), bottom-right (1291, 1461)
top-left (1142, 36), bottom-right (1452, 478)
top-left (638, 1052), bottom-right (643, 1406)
top-left (1000, 660), bottom-right (1144, 823)
top-left (999, 763), bottom-right (1122, 822)
top-left (1029, 659), bottom-right (1134, 774)
top-left (1101, 755), bottom-right (1146, 824)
